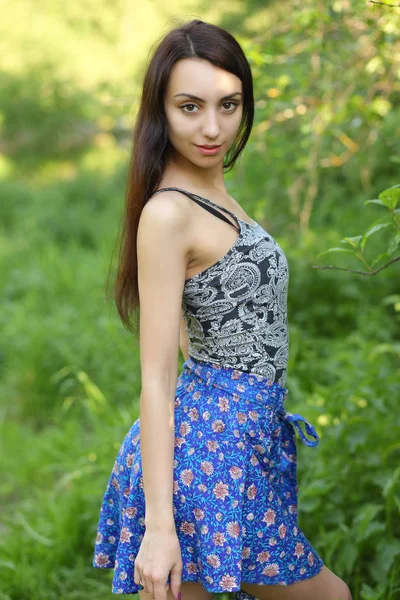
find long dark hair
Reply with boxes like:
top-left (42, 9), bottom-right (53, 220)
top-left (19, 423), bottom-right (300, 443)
top-left (109, 19), bottom-right (255, 333)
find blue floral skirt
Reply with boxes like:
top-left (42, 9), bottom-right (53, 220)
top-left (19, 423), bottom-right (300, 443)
top-left (92, 357), bottom-right (325, 595)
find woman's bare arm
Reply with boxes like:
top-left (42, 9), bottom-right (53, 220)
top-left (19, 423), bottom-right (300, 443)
top-left (137, 193), bottom-right (191, 532)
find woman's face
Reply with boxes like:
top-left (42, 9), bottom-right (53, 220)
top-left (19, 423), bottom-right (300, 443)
top-left (163, 58), bottom-right (243, 168)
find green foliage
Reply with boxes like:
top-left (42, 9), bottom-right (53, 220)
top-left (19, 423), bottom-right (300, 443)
top-left (317, 183), bottom-right (400, 273)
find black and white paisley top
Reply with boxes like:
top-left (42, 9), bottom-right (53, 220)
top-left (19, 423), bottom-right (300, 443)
top-left (151, 187), bottom-right (289, 387)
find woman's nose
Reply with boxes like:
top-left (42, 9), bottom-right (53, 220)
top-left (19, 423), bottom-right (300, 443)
top-left (201, 110), bottom-right (220, 138)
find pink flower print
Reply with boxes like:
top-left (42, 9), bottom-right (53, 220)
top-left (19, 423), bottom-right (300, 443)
top-left (201, 461), bottom-right (214, 476)
top-left (200, 525), bottom-right (209, 535)
top-left (120, 527), bottom-right (133, 543)
top-left (242, 546), bottom-right (251, 559)
top-left (203, 411), bottom-right (211, 420)
top-left (278, 523), bottom-right (287, 538)
top-left (180, 521), bottom-right (195, 536)
top-left (232, 371), bottom-right (241, 380)
top-left (218, 452), bottom-right (225, 460)
top-left (229, 466), bottom-right (243, 480)
top-left (300, 567), bottom-right (306, 575)
top-left (187, 381), bottom-right (195, 392)
top-left (294, 542), bottom-right (305, 558)
top-left (273, 425), bottom-right (281, 438)
top-left (254, 444), bottom-right (266, 455)
top-left (256, 531), bottom-right (264, 538)
top-left (220, 574), bottom-right (238, 591)
top-left (308, 551), bottom-right (315, 566)
top-left (193, 508), bottom-right (205, 521)
top-left (268, 538), bottom-right (277, 546)
top-left (293, 526), bottom-right (298, 536)
top-left (247, 483), bottom-right (257, 500)
top-left (188, 407), bottom-right (199, 421)
top-left (126, 453), bottom-right (134, 468)
top-left (226, 546), bottom-right (232, 555)
top-left (119, 571), bottom-right (128, 581)
top-left (112, 461), bottom-right (119, 474)
top-left (108, 535), bottom-right (116, 544)
top-left (193, 391), bottom-right (201, 400)
top-left (256, 550), bottom-right (271, 563)
top-left (231, 499), bottom-right (239, 508)
top-left (248, 410), bottom-right (259, 422)
top-left (236, 441), bottom-right (245, 451)
top-left (213, 481), bottom-right (229, 500)
top-left (187, 545), bottom-right (195, 553)
top-left (288, 564), bottom-right (295, 571)
top-left (268, 490), bottom-right (274, 502)
top-left (205, 576), bottom-right (214, 585)
top-left (123, 487), bottom-right (130, 498)
top-left (213, 531), bottom-right (225, 546)
top-left (207, 440), bottom-right (219, 452)
top-left (111, 477), bottom-right (120, 491)
top-left (226, 521), bottom-right (241, 538)
top-left (180, 469), bottom-right (194, 486)
top-left (197, 431), bottom-right (203, 439)
top-left (236, 412), bottom-right (247, 424)
top-left (235, 383), bottom-right (246, 393)
top-left (262, 508), bottom-right (276, 526)
top-left (198, 483), bottom-right (207, 492)
top-left (218, 396), bottom-right (230, 411)
top-left (187, 561), bottom-right (198, 574)
top-left (250, 454), bottom-right (259, 466)
top-left (263, 563), bottom-right (280, 577)
top-left (96, 532), bottom-right (103, 544)
top-left (174, 398), bottom-right (181, 408)
top-left (94, 552), bottom-right (111, 567)
top-left (289, 504), bottom-right (297, 515)
top-left (206, 554), bottom-right (221, 568)
top-left (124, 506), bottom-right (138, 519)
top-left (179, 421), bottom-right (191, 436)
top-left (246, 512), bottom-right (254, 521)
top-left (188, 447), bottom-right (195, 456)
top-left (133, 463), bottom-right (139, 474)
top-left (216, 512), bottom-right (223, 521)
top-left (106, 518), bottom-right (114, 526)
top-left (175, 437), bottom-right (186, 448)
top-left (212, 419), bottom-right (226, 433)
top-left (233, 429), bottom-right (241, 438)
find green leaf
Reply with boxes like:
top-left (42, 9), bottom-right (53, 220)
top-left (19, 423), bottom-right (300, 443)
top-left (341, 236), bottom-right (363, 249)
top-left (387, 233), bottom-right (400, 256)
top-left (365, 199), bottom-right (386, 207)
top-left (371, 252), bottom-right (389, 268)
top-left (317, 248), bottom-right (355, 259)
top-left (378, 185), bottom-right (400, 210)
top-left (352, 503), bottom-right (384, 542)
top-left (361, 222), bottom-right (395, 251)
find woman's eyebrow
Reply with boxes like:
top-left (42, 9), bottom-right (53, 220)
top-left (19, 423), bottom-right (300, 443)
top-left (174, 92), bottom-right (242, 102)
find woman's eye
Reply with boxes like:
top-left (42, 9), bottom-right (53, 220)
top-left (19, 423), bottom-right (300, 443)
top-left (180, 102), bottom-right (238, 114)
top-left (181, 104), bottom-right (198, 113)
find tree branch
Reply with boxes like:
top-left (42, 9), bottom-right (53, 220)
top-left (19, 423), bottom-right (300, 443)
top-left (312, 256), bottom-right (400, 275)
top-left (368, 0), bottom-right (400, 6)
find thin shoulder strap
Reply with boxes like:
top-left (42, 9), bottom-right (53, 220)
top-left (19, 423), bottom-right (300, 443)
top-left (152, 187), bottom-right (240, 233)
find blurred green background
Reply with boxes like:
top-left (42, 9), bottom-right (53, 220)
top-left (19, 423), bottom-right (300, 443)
top-left (1, 0), bottom-right (400, 599)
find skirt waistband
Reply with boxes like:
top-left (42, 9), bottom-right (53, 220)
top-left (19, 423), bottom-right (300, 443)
top-left (182, 356), bottom-right (320, 452)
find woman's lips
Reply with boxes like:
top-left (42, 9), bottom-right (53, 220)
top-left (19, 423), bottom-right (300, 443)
top-left (195, 145), bottom-right (221, 155)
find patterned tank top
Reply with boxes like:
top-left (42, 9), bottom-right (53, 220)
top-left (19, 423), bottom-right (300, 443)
top-left (151, 187), bottom-right (289, 387)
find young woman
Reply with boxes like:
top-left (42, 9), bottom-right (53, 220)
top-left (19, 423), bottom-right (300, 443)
top-left (92, 19), bottom-right (351, 600)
